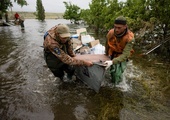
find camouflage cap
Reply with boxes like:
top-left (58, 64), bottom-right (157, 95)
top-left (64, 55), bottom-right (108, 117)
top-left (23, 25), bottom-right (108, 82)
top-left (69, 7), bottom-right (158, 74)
top-left (57, 24), bottom-right (71, 38)
top-left (114, 16), bottom-right (127, 25)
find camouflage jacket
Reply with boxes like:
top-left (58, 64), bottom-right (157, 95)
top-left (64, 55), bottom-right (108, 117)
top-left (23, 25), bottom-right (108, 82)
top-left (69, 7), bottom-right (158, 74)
top-left (43, 25), bottom-right (84, 66)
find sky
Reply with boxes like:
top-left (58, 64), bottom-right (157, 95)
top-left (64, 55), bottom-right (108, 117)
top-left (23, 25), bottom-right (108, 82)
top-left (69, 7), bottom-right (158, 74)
top-left (11, 0), bottom-right (126, 13)
top-left (12, 0), bottom-right (92, 13)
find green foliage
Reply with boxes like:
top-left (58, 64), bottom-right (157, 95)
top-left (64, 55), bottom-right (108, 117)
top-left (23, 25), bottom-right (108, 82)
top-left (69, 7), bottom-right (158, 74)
top-left (77, 0), bottom-right (170, 58)
top-left (36, 0), bottom-right (45, 21)
top-left (101, 0), bottom-right (121, 30)
top-left (80, 0), bottom-right (122, 33)
top-left (0, 0), bottom-right (27, 12)
top-left (14, 0), bottom-right (27, 7)
top-left (64, 0), bottom-right (170, 37)
top-left (79, 0), bottom-right (170, 37)
top-left (80, 9), bottom-right (90, 24)
top-left (81, 0), bottom-right (112, 34)
top-left (63, 2), bottom-right (81, 24)
top-left (0, 0), bottom-right (12, 12)
top-left (148, 0), bottom-right (170, 37)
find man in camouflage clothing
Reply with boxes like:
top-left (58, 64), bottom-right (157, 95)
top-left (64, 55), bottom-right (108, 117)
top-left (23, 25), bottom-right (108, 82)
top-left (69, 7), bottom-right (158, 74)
top-left (43, 24), bottom-right (93, 81)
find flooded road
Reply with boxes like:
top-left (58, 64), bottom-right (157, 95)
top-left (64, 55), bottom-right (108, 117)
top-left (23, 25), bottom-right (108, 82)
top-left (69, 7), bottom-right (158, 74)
top-left (0, 19), bottom-right (169, 120)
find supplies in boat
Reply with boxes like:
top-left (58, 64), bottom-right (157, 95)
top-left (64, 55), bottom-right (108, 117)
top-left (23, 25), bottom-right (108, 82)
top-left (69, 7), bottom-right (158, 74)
top-left (72, 28), bottom-right (108, 92)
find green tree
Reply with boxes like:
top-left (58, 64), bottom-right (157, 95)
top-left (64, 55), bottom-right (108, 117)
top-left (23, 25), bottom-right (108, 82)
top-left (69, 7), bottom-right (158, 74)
top-left (117, 0), bottom-right (148, 31)
top-left (80, 0), bottom-right (170, 59)
top-left (101, 0), bottom-right (120, 30)
top-left (63, 1), bottom-right (81, 24)
top-left (36, 0), bottom-right (45, 21)
top-left (80, 0), bottom-right (120, 34)
top-left (80, 9), bottom-right (91, 24)
top-left (89, 0), bottom-right (106, 33)
top-left (148, 0), bottom-right (170, 38)
top-left (0, 0), bottom-right (27, 12)
top-left (14, 0), bottom-right (27, 6)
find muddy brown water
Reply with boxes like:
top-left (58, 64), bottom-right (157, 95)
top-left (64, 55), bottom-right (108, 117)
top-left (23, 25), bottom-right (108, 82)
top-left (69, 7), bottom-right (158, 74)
top-left (0, 19), bottom-right (169, 120)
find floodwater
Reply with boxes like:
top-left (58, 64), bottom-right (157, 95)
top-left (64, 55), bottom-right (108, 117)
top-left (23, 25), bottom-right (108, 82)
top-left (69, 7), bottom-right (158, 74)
top-left (0, 19), bottom-right (169, 120)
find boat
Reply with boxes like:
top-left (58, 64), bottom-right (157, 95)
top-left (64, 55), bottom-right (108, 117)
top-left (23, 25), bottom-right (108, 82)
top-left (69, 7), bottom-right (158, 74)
top-left (0, 20), bottom-right (10, 26)
top-left (0, 19), bottom-right (15, 26)
top-left (72, 28), bottom-right (110, 92)
top-left (74, 54), bottom-right (110, 92)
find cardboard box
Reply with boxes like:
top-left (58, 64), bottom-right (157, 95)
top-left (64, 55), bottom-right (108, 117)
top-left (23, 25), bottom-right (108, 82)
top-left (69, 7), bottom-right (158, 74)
top-left (81, 35), bottom-right (95, 44)
top-left (79, 46), bottom-right (90, 54)
top-left (76, 28), bottom-right (87, 35)
top-left (71, 38), bottom-right (82, 50)
top-left (89, 40), bottom-right (100, 48)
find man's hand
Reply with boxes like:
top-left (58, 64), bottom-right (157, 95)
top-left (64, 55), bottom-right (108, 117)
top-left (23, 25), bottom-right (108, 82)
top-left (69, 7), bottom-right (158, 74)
top-left (104, 60), bottom-right (113, 69)
top-left (83, 61), bottom-right (93, 67)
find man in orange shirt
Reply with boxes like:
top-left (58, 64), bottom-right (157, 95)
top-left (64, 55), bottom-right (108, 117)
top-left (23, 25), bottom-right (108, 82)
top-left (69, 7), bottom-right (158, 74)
top-left (104, 16), bottom-right (135, 85)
